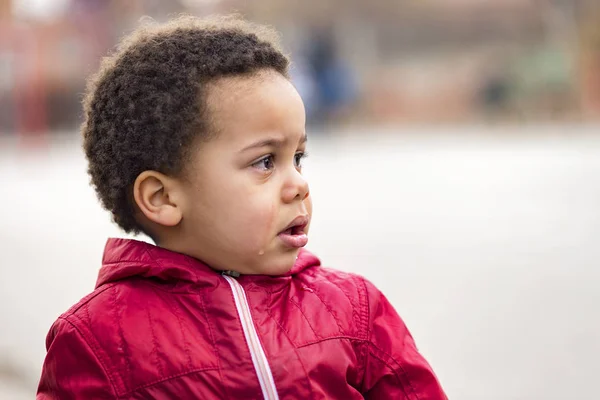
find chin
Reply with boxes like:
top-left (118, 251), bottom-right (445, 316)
top-left (260, 251), bottom-right (298, 276)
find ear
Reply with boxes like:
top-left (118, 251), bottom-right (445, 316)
top-left (133, 170), bottom-right (183, 228)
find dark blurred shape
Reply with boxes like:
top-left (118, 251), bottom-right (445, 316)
top-left (300, 25), bottom-right (357, 128)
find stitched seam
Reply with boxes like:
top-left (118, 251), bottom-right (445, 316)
top-left (59, 316), bottom-right (120, 397)
top-left (64, 284), bottom-right (113, 315)
top-left (99, 277), bottom-right (204, 295)
top-left (368, 342), bottom-right (419, 400)
top-left (260, 281), bottom-right (289, 294)
top-left (133, 280), bottom-right (198, 294)
top-left (197, 287), bottom-right (229, 399)
top-left (124, 366), bottom-right (220, 395)
top-left (328, 276), bottom-right (360, 331)
top-left (83, 302), bottom-right (91, 327)
top-left (145, 247), bottom-right (163, 270)
top-left (305, 286), bottom-right (346, 335)
top-left (102, 260), bottom-right (149, 266)
top-left (296, 336), bottom-right (366, 349)
top-left (367, 349), bottom-right (412, 399)
top-left (287, 296), bottom-right (321, 340)
top-left (164, 294), bottom-right (194, 370)
top-left (145, 301), bottom-right (165, 377)
top-left (358, 277), bottom-right (371, 391)
top-left (356, 276), bottom-right (370, 340)
top-left (111, 286), bottom-right (132, 391)
top-left (264, 291), bottom-right (316, 399)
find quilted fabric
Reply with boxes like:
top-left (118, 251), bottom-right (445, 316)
top-left (37, 238), bottom-right (446, 399)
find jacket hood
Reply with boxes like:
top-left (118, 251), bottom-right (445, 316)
top-left (96, 238), bottom-right (321, 288)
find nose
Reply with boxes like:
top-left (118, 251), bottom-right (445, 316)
top-left (281, 168), bottom-right (310, 203)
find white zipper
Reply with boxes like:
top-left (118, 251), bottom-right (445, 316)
top-left (223, 275), bottom-right (279, 400)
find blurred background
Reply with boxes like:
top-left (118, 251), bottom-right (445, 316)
top-left (1, 0), bottom-right (600, 399)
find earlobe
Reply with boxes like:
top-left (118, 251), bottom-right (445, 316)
top-left (133, 171), bottom-right (183, 227)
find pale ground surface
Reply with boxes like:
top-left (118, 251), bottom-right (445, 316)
top-left (1, 125), bottom-right (599, 399)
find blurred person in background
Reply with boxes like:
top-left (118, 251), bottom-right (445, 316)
top-left (35, 14), bottom-right (446, 399)
top-left (303, 26), bottom-right (358, 127)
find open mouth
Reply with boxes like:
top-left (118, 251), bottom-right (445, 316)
top-left (278, 215), bottom-right (309, 248)
top-left (281, 224), bottom-right (306, 236)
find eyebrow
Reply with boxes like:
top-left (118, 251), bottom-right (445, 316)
top-left (239, 134), bottom-right (307, 153)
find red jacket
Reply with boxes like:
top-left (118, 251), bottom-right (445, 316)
top-left (38, 238), bottom-right (446, 399)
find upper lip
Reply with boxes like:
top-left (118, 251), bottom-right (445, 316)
top-left (281, 215), bottom-right (309, 233)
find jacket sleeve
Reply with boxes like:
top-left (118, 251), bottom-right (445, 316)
top-left (361, 280), bottom-right (447, 400)
top-left (37, 317), bottom-right (117, 400)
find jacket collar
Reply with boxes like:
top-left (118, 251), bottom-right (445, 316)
top-left (96, 238), bottom-right (321, 289)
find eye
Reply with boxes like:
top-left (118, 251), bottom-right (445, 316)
top-left (294, 152), bottom-right (307, 168)
top-left (252, 155), bottom-right (275, 171)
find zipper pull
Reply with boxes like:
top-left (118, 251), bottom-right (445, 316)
top-left (222, 270), bottom-right (241, 278)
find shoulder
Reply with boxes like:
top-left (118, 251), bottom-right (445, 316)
top-left (49, 278), bottom-right (219, 397)
top-left (297, 265), bottom-right (381, 308)
top-left (58, 279), bottom-right (155, 338)
top-left (56, 276), bottom-right (210, 353)
top-left (43, 282), bottom-right (135, 396)
top-left (301, 266), bottom-right (367, 294)
top-left (293, 266), bottom-right (373, 339)
top-left (295, 265), bottom-right (395, 333)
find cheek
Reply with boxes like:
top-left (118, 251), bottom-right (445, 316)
top-left (238, 195), bottom-right (278, 236)
top-left (187, 169), bottom-right (280, 249)
top-left (183, 174), bottom-right (238, 234)
top-left (217, 185), bottom-right (278, 247)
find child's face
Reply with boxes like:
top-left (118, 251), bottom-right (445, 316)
top-left (176, 70), bottom-right (311, 275)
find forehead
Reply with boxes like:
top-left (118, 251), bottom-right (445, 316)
top-left (203, 70), bottom-right (306, 146)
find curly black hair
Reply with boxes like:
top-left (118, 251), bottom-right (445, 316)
top-left (82, 15), bottom-right (290, 234)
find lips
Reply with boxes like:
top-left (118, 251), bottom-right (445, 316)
top-left (281, 215), bottom-right (309, 233)
top-left (278, 215), bottom-right (309, 248)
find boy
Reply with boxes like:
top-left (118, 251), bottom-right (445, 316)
top-left (37, 15), bottom-right (446, 399)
